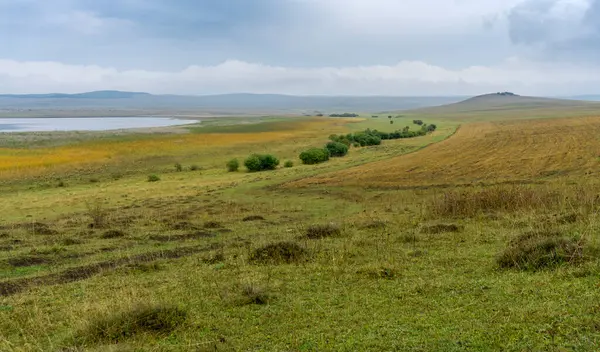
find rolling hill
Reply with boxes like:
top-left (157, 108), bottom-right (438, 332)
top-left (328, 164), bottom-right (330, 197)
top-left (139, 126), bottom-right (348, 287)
top-left (398, 92), bottom-right (600, 121)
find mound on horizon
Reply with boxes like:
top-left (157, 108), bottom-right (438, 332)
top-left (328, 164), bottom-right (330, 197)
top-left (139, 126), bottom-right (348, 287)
top-left (286, 116), bottom-right (600, 189)
top-left (398, 92), bottom-right (600, 121)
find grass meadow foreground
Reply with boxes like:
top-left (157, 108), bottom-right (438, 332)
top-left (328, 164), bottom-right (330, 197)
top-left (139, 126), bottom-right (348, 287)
top-left (2, 114), bottom-right (600, 351)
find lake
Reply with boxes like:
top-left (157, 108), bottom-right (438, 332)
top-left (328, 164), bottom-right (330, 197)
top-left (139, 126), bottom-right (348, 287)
top-left (0, 117), bottom-right (197, 133)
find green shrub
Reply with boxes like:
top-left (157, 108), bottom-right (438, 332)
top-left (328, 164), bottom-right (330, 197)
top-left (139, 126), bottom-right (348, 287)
top-left (189, 164), bottom-right (200, 171)
top-left (147, 174), bottom-right (161, 182)
top-left (299, 148), bottom-right (330, 165)
top-left (325, 141), bottom-right (349, 157)
top-left (226, 158), bottom-right (240, 172)
top-left (260, 154), bottom-right (279, 170)
top-left (244, 154), bottom-right (280, 172)
top-left (284, 160), bottom-right (294, 168)
top-left (174, 163), bottom-right (183, 172)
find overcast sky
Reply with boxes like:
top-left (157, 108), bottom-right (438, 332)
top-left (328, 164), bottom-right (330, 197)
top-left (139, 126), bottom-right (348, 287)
top-left (1, 0), bottom-right (599, 95)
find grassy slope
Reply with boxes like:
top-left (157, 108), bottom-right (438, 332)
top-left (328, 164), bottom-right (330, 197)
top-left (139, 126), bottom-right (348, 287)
top-left (1, 108), bottom-right (600, 351)
top-left (394, 94), bottom-right (600, 122)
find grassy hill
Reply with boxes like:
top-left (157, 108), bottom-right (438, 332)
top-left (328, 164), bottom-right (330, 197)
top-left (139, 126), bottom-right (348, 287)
top-left (396, 92), bottom-right (600, 121)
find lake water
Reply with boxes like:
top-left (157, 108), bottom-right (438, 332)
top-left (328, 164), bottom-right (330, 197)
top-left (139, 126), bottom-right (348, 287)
top-left (0, 117), bottom-right (197, 132)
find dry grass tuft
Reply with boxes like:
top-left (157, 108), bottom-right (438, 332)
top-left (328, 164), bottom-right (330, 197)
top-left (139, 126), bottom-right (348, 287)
top-left (249, 242), bottom-right (308, 264)
top-left (149, 231), bottom-right (216, 242)
top-left (85, 200), bottom-right (108, 229)
top-left (361, 266), bottom-right (399, 280)
top-left (171, 221), bottom-right (199, 231)
top-left (421, 223), bottom-right (462, 234)
top-left (305, 223), bottom-right (342, 239)
top-left (74, 304), bottom-right (187, 344)
top-left (243, 215), bottom-right (265, 222)
top-left (7, 255), bottom-right (51, 267)
top-left (20, 222), bottom-right (58, 235)
top-left (238, 284), bottom-right (272, 305)
top-left (428, 185), bottom-right (559, 218)
top-left (203, 221), bottom-right (223, 229)
top-left (556, 213), bottom-right (579, 224)
top-left (497, 231), bottom-right (586, 271)
top-left (101, 230), bottom-right (127, 239)
top-left (360, 220), bottom-right (388, 230)
top-left (61, 237), bottom-right (84, 246)
top-left (203, 252), bottom-right (225, 265)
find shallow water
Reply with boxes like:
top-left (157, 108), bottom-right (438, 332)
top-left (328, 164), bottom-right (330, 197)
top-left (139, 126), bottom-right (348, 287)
top-left (0, 117), bottom-right (197, 132)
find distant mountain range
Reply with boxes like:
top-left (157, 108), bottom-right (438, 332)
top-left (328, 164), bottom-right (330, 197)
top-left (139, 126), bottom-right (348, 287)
top-left (2, 91), bottom-right (600, 117)
top-left (0, 91), bottom-right (151, 99)
top-left (0, 91), bottom-right (467, 114)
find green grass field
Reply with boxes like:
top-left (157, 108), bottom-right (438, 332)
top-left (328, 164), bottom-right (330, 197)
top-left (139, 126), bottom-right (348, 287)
top-left (2, 103), bottom-right (600, 351)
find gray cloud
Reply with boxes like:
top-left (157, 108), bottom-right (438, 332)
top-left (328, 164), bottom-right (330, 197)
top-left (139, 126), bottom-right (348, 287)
top-left (507, 0), bottom-right (600, 60)
top-left (2, 58), bottom-right (600, 96)
top-left (0, 0), bottom-right (519, 70)
top-left (2, 0), bottom-right (600, 95)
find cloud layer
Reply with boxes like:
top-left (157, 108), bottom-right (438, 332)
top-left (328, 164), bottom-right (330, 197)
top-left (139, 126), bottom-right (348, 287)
top-left (3, 58), bottom-right (600, 96)
top-left (0, 0), bottom-right (599, 95)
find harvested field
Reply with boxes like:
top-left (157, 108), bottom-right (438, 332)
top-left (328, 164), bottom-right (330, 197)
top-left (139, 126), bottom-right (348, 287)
top-left (288, 116), bottom-right (600, 188)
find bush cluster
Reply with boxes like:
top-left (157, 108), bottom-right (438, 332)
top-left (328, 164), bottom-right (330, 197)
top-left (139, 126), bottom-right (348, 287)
top-left (330, 124), bottom-right (437, 147)
top-left (329, 113), bottom-right (359, 117)
top-left (325, 141), bottom-right (349, 157)
top-left (244, 154), bottom-right (280, 172)
top-left (299, 148), bottom-right (330, 165)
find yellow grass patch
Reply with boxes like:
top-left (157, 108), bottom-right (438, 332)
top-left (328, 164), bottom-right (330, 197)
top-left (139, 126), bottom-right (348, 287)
top-left (0, 118), bottom-right (353, 180)
top-left (288, 116), bottom-right (600, 188)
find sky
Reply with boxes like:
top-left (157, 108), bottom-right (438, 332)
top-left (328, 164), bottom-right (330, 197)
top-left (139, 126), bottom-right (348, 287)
top-left (0, 0), bottom-right (599, 96)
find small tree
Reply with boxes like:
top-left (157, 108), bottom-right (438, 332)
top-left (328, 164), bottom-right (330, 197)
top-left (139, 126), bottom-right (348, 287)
top-left (226, 158), bottom-right (239, 172)
top-left (325, 141), bottom-right (349, 157)
top-left (299, 148), bottom-right (330, 165)
top-left (284, 160), bottom-right (294, 168)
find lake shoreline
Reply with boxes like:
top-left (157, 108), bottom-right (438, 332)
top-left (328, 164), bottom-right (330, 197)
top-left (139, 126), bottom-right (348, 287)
top-left (0, 117), bottom-right (200, 133)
